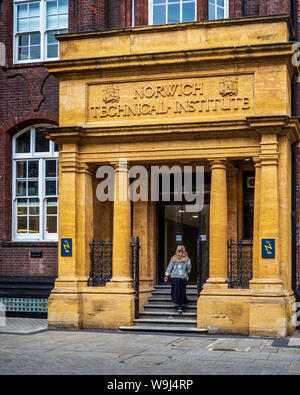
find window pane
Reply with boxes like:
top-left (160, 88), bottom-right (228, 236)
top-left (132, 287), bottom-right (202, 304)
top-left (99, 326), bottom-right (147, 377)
top-left (46, 180), bottom-right (57, 196)
top-left (217, 0), bottom-right (224, 6)
top-left (54, 144), bottom-right (59, 152)
top-left (46, 198), bottom-right (57, 215)
top-left (153, 5), bottom-right (166, 24)
top-left (209, 3), bottom-right (215, 19)
top-left (47, 15), bottom-right (58, 29)
top-left (35, 129), bottom-right (50, 152)
top-left (58, 13), bottom-right (68, 28)
top-left (16, 130), bottom-right (31, 153)
top-left (16, 162), bottom-right (27, 179)
top-left (29, 216), bottom-right (39, 233)
top-left (29, 202), bottom-right (39, 215)
top-left (217, 6), bottom-right (224, 19)
top-left (29, 2), bottom-right (40, 17)
top-left (182, 2), bottom-right (196, 22)
top-left (17, 200), bottom-right (27, 215)
top-left (46, 160), bottom-right (57, 177)
top-left (30, 32), bottom-right (40, 45)
top-left (58, 0), bottom-right (68, 13)
top-left (46, 1), bottom-right (58, 15)
top-left (17, 216), bottom-right (27, 233)
top-left (30, 45), bottom-right (40, 60)
top-left (168, 3), bottom-right (180, 24)
top-left (17, 4), bottom-right (28, 19)
top-left (47, 44), bottom-right (59, 58)
top-left (16, 181), bottom-right (27, 196)
top-left (47, 30), bottom-right (58, 44)
top-left (18, 34), bottom-right (29, 47)
top-left (28, 181), bottom-right (38, 196)
top-left (18, 46), bottom-right (29, 61)
top-left (29, 16), bottom-right (40, 31)
top-left (47, 215), bottom-right (57, 233)
top-left (17, 18), bottom-right (28, 32)
top-left (28, 161), bottom-right (39, 178)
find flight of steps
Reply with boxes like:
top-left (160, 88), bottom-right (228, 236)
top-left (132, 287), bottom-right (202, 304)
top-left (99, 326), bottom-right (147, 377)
top-left (119, 284), bottom-right (208, 334)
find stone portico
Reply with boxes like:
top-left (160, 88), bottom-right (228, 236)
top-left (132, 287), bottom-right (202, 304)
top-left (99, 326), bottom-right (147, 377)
top-left (45, 15), bottom-right (300, 337)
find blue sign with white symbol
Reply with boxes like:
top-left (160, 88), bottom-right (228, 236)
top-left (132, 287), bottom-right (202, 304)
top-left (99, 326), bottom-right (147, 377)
top-left (176, 234), bottom-right (182, 243)
top-left (61, 238), bottom-right (72, 257)
top-left (262, 239), bottom-right (275, 259)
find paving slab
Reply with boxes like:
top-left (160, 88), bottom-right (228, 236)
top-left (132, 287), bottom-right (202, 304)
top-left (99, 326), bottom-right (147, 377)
top-left (0, 319), bottom-right (300, 375)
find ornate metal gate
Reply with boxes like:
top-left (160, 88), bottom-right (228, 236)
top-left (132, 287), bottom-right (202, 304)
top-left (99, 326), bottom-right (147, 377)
top-left (88, 240), bottom-right (113, 286)
top-left (227, 239), bottom-right (253, 289)
top-left (197, 235), bottom-right (209, 295)
top-left (131, 237), bottom-right (140, 319)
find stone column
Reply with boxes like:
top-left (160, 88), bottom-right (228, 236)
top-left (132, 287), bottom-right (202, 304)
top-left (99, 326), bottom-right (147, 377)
top-left (252, 136), bottom-right (281, 287)
top-left (48, 143), bottom-right (94, 329)
top-left (206, 159), bottom-right (228, 288)
top-left (249, 134), bottom-right (295, 337)
top-left (251, 157), bottom-right (261, 280)
top-left (110, 160), bottom-right (132, 283)
top-left (227, 167), bottom-right (238, 241)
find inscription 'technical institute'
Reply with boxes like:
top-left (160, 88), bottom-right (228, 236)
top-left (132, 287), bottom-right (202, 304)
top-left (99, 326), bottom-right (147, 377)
top-left (89, 76), bottom-right (251, 120)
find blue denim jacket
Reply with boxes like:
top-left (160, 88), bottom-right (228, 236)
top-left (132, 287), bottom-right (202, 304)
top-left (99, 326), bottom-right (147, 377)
top-left (165, 257), bottom-right (192, 281)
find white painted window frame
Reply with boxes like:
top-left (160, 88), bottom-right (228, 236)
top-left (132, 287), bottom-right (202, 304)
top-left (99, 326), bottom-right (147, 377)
top-left (12, 126), bottom-right (59, 242)
top-left (13, 0), bottom-right (68, 65)
top-left (208, 0), bottom-right (229, 20)
top-left (148, 0), bottom-right (197, 25)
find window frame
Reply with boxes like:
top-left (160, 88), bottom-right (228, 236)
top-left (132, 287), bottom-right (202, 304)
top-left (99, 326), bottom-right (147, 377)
top-left (13, 0), bottom-right (68, 65)
top-left (208, 0), bottom-right (229, 20)
top-left (148, 0), bottom-right (197, 25)
top-left (12, 126), bottom-right (59, 242)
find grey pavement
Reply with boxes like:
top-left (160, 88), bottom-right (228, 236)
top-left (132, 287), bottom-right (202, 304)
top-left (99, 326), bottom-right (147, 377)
top-left (1, 318), bottom-right (300, 375)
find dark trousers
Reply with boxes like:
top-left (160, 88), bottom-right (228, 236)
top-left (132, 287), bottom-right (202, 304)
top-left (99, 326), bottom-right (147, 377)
top-left (171, 278), bottom-right (188, 305)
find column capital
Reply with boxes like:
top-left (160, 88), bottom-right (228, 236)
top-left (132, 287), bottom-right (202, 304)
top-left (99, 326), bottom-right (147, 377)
top-left (111, 159), bottom-right (130, 172)
top-left (253, 157), bottom-right (261, 167)
top-left (209, 159), bottom-right (228, 171)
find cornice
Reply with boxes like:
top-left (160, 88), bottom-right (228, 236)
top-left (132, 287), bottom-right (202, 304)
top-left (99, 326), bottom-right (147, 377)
top-left (44, 42), bottom-right (295, 77)
top-left (55, 15), bottom-right (293, 42)
top-left (43, 116), bottom-right (300, 145)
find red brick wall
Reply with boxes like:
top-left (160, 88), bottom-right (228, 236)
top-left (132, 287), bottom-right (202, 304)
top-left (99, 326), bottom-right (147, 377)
top-left (108, 0), bottom-right (122, 28)
top-left (69, 0), bottom-right (107, 33)
top-left (259, 0), bottom-right (291, 16)
top-left (0, 243), bottom-right (58, 277)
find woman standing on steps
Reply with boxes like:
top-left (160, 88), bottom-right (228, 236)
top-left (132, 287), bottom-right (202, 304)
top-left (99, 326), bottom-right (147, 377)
top-left (164, 245), bottom-right (192, 315)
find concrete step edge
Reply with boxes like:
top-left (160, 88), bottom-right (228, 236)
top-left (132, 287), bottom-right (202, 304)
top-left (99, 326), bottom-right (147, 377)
top-left (119, 325), bottom-right (208, 333)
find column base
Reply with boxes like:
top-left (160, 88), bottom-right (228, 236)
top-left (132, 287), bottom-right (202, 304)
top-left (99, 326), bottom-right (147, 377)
top-left (48, 278), bottom-right (136, 330)
top-left (197, 286), bottom-right (296, 337)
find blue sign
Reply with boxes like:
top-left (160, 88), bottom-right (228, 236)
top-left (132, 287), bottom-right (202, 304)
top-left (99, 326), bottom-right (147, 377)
top-left (61, 238), bottom-right (72, 257)
top-left (262, 239), bottom-right (275, 259)
top-left (176, 234), bottom-right (182, 243)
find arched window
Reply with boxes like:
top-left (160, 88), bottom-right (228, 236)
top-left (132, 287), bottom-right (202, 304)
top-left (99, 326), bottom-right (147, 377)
top-left (12, 126), bottom-right (59, 241)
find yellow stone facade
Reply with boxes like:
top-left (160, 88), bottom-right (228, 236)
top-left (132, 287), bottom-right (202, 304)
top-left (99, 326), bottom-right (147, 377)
top-left (45, 15), bottom-right (300, 336)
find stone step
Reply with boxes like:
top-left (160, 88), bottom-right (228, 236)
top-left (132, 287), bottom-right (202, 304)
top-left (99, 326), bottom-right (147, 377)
top-left (133, 318), bottom-right (197, 327)
top-left (152, 289), bottom-right (198, 296)
top-left (139, 311), bottom-right (197, 320)
top-left (119, 325), bottom-right (208, 334)
top-left (144, 303), bottom-right (197, 312)
top-left (148, 296), bottom-right (198, 304)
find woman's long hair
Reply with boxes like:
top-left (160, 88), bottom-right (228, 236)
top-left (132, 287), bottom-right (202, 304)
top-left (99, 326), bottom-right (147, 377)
top-left (175, 245), bottom-right (188, 261)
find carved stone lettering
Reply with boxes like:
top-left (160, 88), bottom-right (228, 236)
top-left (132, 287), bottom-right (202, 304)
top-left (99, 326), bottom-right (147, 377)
top-left (87, 75), bottom-right (253, 123)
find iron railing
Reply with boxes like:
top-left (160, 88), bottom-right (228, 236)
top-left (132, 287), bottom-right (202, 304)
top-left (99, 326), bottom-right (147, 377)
top-left (88, 240), bottom-right (113, 286)
top-left (227, 239), bottom-right (253, 289)
top-left (131, 237), bottom-right (140, 319)
top-left (197, 235), bottom-right (209, 295)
